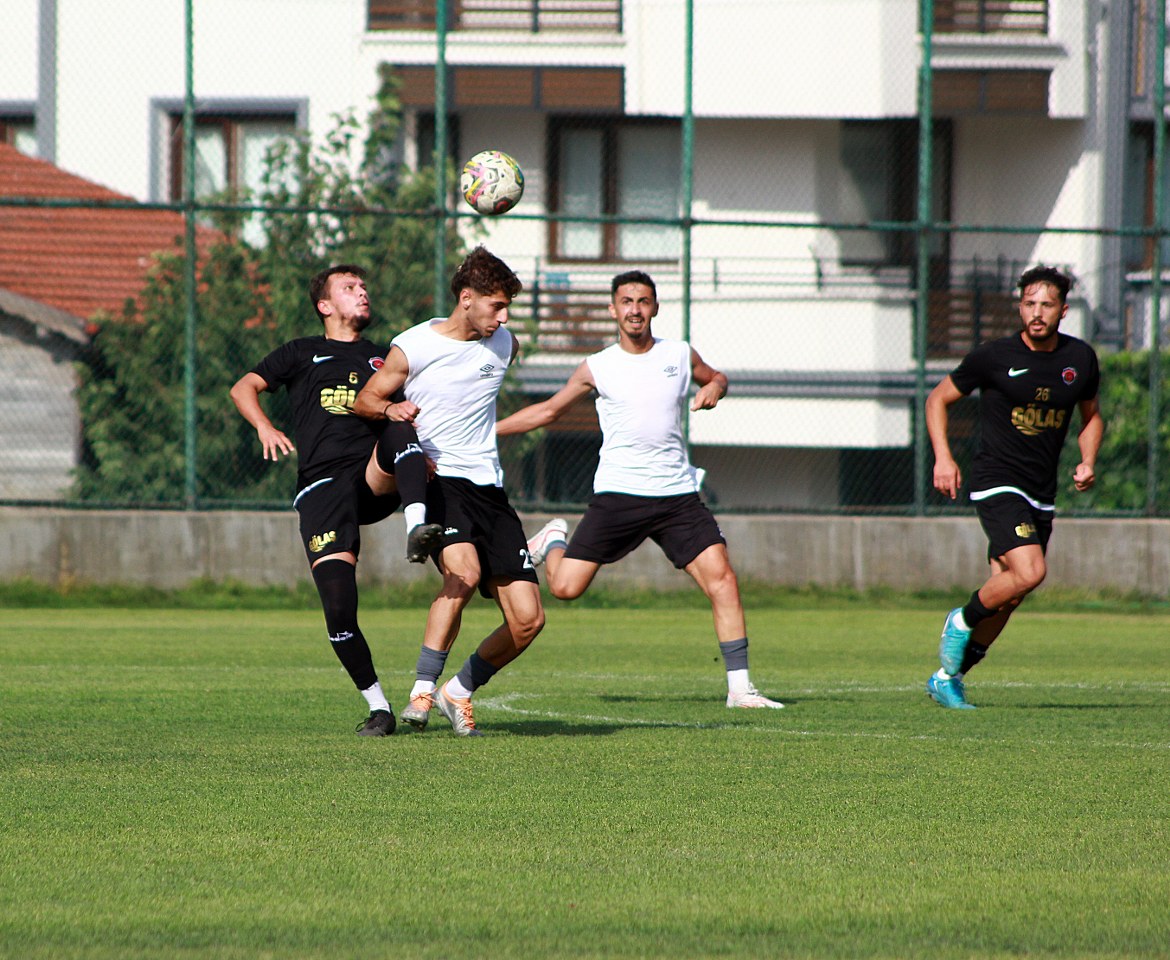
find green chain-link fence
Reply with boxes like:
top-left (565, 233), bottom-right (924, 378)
top-left (1, 0), bottom-right (1168, 515)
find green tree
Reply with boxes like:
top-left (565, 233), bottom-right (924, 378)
top-left (73, 68), bottom-right (467, 505)
top-left (1056, 350), bottom-right (1170, 513)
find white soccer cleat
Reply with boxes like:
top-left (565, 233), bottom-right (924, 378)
top-left (527, 518), bottom-right (568, 567)
top-left (726, 684), bottom-right (784, 709)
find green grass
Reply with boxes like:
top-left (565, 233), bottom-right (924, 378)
top-left (2, 603), bottom-right (1168, 959)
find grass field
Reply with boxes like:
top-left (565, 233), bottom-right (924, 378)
top-left (2, 598), bottom-right (1168, 959)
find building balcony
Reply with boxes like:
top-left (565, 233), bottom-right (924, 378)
top-left (934, 0), bottom-right (1047, 35)
top-left (369, 0), bottom-right (622, 32)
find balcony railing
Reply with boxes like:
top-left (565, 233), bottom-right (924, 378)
top-left (369, 0), bottom-right (622, 32)
top-left (934, 0), bottom-right (1047, 35)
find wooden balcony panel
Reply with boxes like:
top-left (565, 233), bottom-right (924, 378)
top-left (928, 289), bottom-right (1018, 358)
top-left (934, 0), bottom-right (1047, 34)
top-left (370, 0), bottom-right (621, 31)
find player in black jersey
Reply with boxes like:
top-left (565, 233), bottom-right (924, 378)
top-left (230, 265), bottom-right (441, 736)
top-left (923, 265), bottom-right (1104, 709)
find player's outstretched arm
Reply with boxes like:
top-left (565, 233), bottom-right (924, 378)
top-left (229, 372), bottom-right (295, 461)
top-left (496, 360), bottom-right (595, 436)
top-left (353, 347), bottom-right (419, 423)
top-left (1073, 396), bottom-right (1104, 492)
top-left (690, 348), bottom-right (728, 411)
top-left (926, 375), bottom-right (965, 499)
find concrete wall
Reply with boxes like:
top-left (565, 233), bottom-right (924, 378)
top-left (3, 507), bottom-right (1167, 597)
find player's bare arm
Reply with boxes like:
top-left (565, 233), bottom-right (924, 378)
top-left (496, 361), bottom-right (596, 436)
top-left (926, 375), bottom-right (965, 499)
top-left (1073, 396), bottom-right (1104, 492)
top-left (352, 346), bottom-right (420, 422)
top-left (229, 372), bottom-right (296, 461)
top-left (690, 348), bottom-right (728, 412)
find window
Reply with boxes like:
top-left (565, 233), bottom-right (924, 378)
top-left (837, 119), bottom-right (951, 273)
top-left (165, 109), bottom-right (298, 245)
top-left (168, 113), bottom-right (296, 203)
top-left (550, 118), bottom-right (681, 262)
top-left (0, 114), bottom-right (36, 156)
top-left (1124, 122), bottom-right (1170, 271)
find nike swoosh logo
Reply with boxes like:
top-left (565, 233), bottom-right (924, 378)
top-left (1008, 367), bottom-right (1029, 377)
top-left (312, 355), bottom-right (333, 364)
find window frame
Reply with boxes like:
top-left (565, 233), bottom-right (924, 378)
top-left (547, 115), bottom-right (681, 265)
top-left (151, 98), bottom-right (307, 203)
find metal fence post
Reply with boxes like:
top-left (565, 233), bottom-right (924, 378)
top-left (1149, 0), bottom-right (1166, 515)
top-left (183, 0), bottom-right (198, 509)
top-left (913, 0), bottom-right (935, 516)
top-left (433, 0), bottom-right (450, 316)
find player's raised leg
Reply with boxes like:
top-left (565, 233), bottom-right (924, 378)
top-left (367, 420), bottom-right (442, 563)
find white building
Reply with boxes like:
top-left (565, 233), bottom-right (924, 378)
top-left (0, 1), bottom-right (1155, 508)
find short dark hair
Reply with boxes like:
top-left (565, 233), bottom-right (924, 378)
top-left (1018, 265), bottom-right (1073, 303)
top-left (611, 270), bottom-right (657, 300)
top-left (309, 264), bottom-right (366, 321)
top-left (449, 246), bottom-right (522, 300)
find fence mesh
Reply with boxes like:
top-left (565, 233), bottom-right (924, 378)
top-left (1, 0), bottom-right (1168, 515)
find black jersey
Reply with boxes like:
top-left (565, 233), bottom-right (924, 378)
top-left (950, 332), bottom-right (1099, 504)
top-left (252, 335), bottom-right (386, 491)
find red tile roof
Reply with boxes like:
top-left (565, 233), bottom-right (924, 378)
top-left (0, 142), bottom-right (219, 323)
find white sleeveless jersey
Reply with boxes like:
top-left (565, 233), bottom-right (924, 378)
top-left (586, 338), bottom-right (701, 496)
top-left (391, 318), bottom-right (513, 487)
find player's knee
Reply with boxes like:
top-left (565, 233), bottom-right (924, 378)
top-left (1012, 560), bottom-right (1046, 595)
top-left (548, 577), bottom-right (585, 601)
top-left (511, 607), bottom-right (546, 647)
top-left (440, 569), bottom-right (479, 600)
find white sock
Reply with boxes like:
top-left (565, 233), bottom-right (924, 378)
top-left (404, 502), bottom-right (427, 531)
top-left (361, 681), bottom-right (391, 713)
top-left (726, 668), bottom-right (751, 695)
top-left (444, 676), bottom-right (473, 700)
top-left (935, 669), bottom-right (961, 681)
top-left (952, 609), bottom-right (970, 632)
top-left (410, 679), bottom-right (436, 698)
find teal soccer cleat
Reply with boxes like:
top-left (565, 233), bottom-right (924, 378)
top-left (926, 672), bottom-right (975, 710)
top-left (938, 607), bottom-right (972, 675)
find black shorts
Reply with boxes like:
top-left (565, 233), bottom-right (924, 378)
top-left (293, 461), bottom-right (401, 565)
top-left (565, 492), bottom-right (725, 569)
top-left (427, 475), bottom-right (539, 598)
top-left (974, 491), bottom-right (1054, 562)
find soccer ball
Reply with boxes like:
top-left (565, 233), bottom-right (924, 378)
top-left (460, 150), bottom-right (525, 215)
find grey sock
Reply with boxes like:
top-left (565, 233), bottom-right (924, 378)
top-left (415, 645), bottom-right (450, 684)
top-left (719, 637), bottom-right (749, 672)
top-left (455, 652), bottom-right (500, 694)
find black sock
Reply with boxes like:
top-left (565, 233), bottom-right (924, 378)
top-left (961, 590), bottom-right (996, 629)
top-left (959, 642), bottom-right (989, 675)
top-left (376, 420), bottom-right (428, 507)
top-left (312, 560), bottom-right (377, 691)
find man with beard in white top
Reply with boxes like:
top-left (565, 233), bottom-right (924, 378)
top-left (496, 270), bottom-right (782, 710)
top-left (353, 247), bottom-right (544, 736)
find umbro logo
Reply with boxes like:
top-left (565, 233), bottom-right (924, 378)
top-left (313, 354), bottom-right (333, 364)
top-left (1008, 367), bottom-right (1029, 377)
top-left (444, 527), bottom-right (459, 535)
top-left (664, 365), bottom-right (679, 378)
top-left (479, 363), bottom-right (497, 379)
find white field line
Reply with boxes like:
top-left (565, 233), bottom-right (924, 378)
top-left (473, 690), bottom-right (1170, 752)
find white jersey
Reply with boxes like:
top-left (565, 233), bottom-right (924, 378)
top-left (586, 337), bottom-right (701, 496)
top-left (391, 318), bottom-right (513, 487)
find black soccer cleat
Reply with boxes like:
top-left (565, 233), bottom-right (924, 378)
top-left (355, 708), bottom-right (396, 737)
top-left (405, 522), bottom-right (443, 563)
